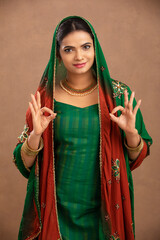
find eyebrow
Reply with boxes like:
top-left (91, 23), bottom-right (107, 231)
top-left (63, 42), bottom-right (92, 49)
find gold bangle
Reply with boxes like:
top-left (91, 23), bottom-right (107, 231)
top-left (21, 137), bottom-right (44, 157)
top-left (124, 136), bottom-right (144, 153)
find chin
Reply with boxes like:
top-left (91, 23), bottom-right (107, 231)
top-left (73, 70), bottom-right (89, 75)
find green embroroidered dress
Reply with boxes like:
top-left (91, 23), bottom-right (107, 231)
top-left (54, 99), bottom-right (104, 240)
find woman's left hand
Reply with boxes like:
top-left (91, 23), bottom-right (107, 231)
top-left (109, 90), bottom-right (141, 134)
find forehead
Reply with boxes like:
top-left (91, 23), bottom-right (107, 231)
top-left (60, 30), bottom-right (93, 46)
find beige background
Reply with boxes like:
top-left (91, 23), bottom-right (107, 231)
top-left (0, 0), bottom-right (159, 239)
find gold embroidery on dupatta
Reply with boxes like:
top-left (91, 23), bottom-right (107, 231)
top-left (100, 66), bottom-right (105, 72)
top-left (112, 80), bottom-right (127, 99)
top-left (52, 23), bottom-right (63, 240)
top-left (111, 158), bottom-right (120, 183)
top-left (18, 124), bottom-right (30, 143)
top-left (12, 156), bottom-right (18, 169)
top-left (115, 203), bottom-right (120, 210)
top-left (13, 124), bottom-right (31, 173)
top-left (110, 231), bottom-right (120, 240)
top-left (84, 18), bottom-right (110, 239)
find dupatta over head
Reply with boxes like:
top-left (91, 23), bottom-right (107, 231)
top-left (13, 16), bottom-right (152, 240)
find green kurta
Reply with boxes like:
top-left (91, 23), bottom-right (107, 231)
top-left (54, 99), bottom-right (103, 240)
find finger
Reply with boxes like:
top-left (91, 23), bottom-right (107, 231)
top-left (37, 91), bottom-right (41, 109)
top-left (128, 91), bottom-right (135, 110)
top-left (111, 106), bottom-right (124, 115)
top-left (133, 99), bottom-right (141, 115)
top-left (47, 113), bottom-right (57, 122)
top-left (41, 107), bottom-right (55, 116)
top-left (124, 89), bottom-right (128, 107)
top-left (31, 94), bottom-right (38, 112)
top-left (109, 113), bottom-right (119, 124)
top-left (29, 102), bottom-right (35, 118)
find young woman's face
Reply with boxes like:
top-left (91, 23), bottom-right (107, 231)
top-left (59, 30), bottom-right (95, 75)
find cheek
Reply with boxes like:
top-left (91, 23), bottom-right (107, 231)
top-left (60, 54), bottom-right (71, 64)
top-left (61, 56), bottom-right (74, 69)
top-left (87, 52), bottom-right (95, 64)
top-left (87, 49), bottom-right (95, 59)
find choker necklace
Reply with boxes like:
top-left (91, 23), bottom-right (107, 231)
top-left (60, 79), bottom-right (97, 96)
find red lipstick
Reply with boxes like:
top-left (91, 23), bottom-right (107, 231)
top-left (73, 62), bottom-right (86, 68)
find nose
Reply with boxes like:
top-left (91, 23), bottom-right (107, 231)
top-left (74, 50), bottom-right (83, 61)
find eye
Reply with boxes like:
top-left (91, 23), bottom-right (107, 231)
top-left (83, 45), bottom-right (91, 50)
top-left (64, 48), bottom-right (72, 53)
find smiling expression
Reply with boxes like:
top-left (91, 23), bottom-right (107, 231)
top-left (59, 30), bottom-right (95, 75)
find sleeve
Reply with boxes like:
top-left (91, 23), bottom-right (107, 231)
top-left (126, 85), bottom-right (153, 171)
top-left (13, 124), bottom-right (31, 179)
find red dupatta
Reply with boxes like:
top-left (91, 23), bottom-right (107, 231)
top-left (22, 16), bottom-right (151, 240)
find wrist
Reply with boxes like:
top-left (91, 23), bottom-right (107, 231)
top-left (124, 136), bottom-right (144, 153)
top-left (125, 129), bottom-right (140, 148)
top-left (27, 131), bottom-right (42, 150)
top-left (125, 128), bottom-right (138, 137)
top-left (30, 130), bottom-right (42, 139)
top-left (21, 137), bottom-right (44, 157)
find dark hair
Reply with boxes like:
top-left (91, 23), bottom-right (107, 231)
top-left (40, 18), bottom-right (95, 96)
top-left (56, 17), bottom-right (94, 58)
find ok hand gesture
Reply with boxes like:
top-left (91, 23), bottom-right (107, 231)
top-left (29, 91), bottom-right (57, 136)
top-left (109, 90), bottom-right (141, 135)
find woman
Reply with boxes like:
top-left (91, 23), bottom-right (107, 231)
top-left (13, 16), bottom-right (152, 240)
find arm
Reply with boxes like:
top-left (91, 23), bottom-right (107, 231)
top-left (125, 129), bottom-right (142, 160)
top-left (110, 87), bottom-right (152, 166)
top-left (110, 90), bottom-right (148, 161)
top-left (13, 91), bottom-right (57, 177)
top-left (110, 79), bottom-right (152, 170)
top-left (21, 130), bottom-right (42, 168)
top-left (21, 91), bottom-right (57, 168)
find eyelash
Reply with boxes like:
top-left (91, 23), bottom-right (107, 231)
top-left (83, 45), bottom-right (91, 50)
top-left (64, 45), bottom-right (91, 53)
top-left (64, 49), bottom-right (72, 53)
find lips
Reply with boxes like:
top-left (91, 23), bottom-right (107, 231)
top-left (73, 62), bottom-right (86, 68)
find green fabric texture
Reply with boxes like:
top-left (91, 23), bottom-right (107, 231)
top-left (13, 143), bottom-right (30, 179)
top-left (12, 79), bottom-right (153, 239)
top-left (54, 99), bottom-right (104, 240)
top-left (113, 81), bottom-right (153, 236)
top-left (12, 16), bottom-right (153, 240)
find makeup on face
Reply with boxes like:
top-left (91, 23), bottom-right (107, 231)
top-left (59, 31), bottom-right (95, 74)
top-left (73, 63), bottom-right (87, 68)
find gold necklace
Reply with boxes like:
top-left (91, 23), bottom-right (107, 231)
top-left (60, 79), bottom-right (97, 96)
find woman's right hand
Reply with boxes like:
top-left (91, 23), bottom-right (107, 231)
top-left (29, 91), bottom-right (57, 136)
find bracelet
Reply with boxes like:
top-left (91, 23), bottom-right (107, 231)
top-left (124, 136), bottom-right (144, 153)
top-left (21, 137), bottom-right (44, 157)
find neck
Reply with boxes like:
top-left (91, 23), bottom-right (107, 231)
top-left (66, 70), bottom-right (96, 89)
